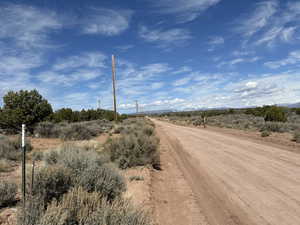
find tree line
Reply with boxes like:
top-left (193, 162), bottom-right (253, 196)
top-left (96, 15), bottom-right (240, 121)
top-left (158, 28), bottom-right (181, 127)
top-left (0, 90), bottom-right (127, 133)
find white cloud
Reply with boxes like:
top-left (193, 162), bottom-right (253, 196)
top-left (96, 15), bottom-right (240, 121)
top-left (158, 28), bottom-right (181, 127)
top-left (218, 57), bottom-right (259, 67)
top-left (139, 26), bottom-right (192, 47)
top-left (0, 4), bottom-right (61, 49)
top-left (236, 0), bottom-right (278, 37)
top-left (236, 1), bottom-right (300, 47)
top-left (82, 8), bottom-right (132, 36)
top-left (264, 51), bottom-right (300, 69)
top-left (172, 66), bottom-right (192, 74)
top-left (209, 36), bottom-right (224, 45)
top-left (53, 52), bottom-right (107, 71)
top-left (151, 0), bottom-right (221, 23)
top-left (115, 45), bottom-right (134, 52)
top-left (151, 82), bottom-right (164, 89)
top-left (172, 76), bottom-right (193, 86)
top-left (38, 69), bottom-right (101, 86)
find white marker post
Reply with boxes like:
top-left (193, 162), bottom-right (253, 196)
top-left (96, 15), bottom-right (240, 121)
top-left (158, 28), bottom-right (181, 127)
top-left (21, 124), bottom-right (26, 210)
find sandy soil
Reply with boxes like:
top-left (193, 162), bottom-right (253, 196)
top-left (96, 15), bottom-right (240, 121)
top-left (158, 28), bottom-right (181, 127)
top-left (151, 119), bottom-right (300, 225)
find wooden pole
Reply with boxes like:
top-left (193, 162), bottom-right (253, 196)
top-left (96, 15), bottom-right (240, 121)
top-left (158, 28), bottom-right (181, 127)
top-left (135, 100), bottom-right (139, 114)
top-left (112, 55), bottom-right (117, 122)
top-left (21, 124), bottom-right (26, 210)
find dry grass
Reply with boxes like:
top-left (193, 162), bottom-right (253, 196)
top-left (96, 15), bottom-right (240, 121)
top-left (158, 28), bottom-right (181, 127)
top-left (0, 181), bottom-right (17, 207)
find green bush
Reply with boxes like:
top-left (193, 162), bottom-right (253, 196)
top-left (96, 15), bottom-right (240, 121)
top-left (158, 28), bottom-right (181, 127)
top-left (0, 135), bottom-right (32, 161)
top-left (260, 122), bottom-right (288, 133)
top-left (48, 144), bottom-right (105, 175)
top-left (264, 106), bottom-right (287, 122)
top-left (59, 123), bottom-right (97, 140)
top-left (44, 150), bottom-right (59, 165)
top-left (0, 181), bottom-right (17, 207)
top-left (39, 188), bottom-right (151, 225)
top-left (29, 166), bottom-right (72, 205)
top-left (78, 164), bottom-right (126, 201)
top-left (34, 121), bottom-right (59, 138)
top-left (105, 130), bottom-right (160, 169)
top-left (0, 90), bottom-right (53, 133)
top-left (261, 130), bottom-right (271, 137)
top-left (292, 131), bottom-right (300, 143)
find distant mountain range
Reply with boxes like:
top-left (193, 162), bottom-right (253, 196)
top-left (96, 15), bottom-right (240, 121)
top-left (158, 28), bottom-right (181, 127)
top-left (279, 102), bottom-right (300, 108)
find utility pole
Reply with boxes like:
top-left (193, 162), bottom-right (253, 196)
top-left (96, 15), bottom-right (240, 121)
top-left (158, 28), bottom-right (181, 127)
top-left (97, 99), bottom-right (101, 109)
top-left (135, 100), bottom-right (139, 114)
top-left (111, 55), bottom-right (117, 122)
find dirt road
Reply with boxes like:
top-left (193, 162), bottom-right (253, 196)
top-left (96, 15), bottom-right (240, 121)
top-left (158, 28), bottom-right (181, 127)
top-left (151, 119), bottom-right (300, 225)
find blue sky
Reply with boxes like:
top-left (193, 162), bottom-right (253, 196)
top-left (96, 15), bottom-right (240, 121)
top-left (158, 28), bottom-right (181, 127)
top-left (0, 0), bottom-right (300, 113)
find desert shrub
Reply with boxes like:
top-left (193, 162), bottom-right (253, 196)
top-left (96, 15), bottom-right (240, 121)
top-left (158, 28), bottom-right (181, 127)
top-left (142, 125), bottom-right (154, 136)
top-left (44, 150), bottom-right (59, 165)
top-left (105, 132), bottom-right (160, 169)
top-left (0, 159), bottom-right (14, 172)
top-left (292, 131), bottom-right (300, 143)
top-left (34, 121), bottom-right (59, 138)
top-left (261, 130), bottom-right (271, 137)
top-left (264, 106), bottom-right (287, 122)
top-left (59, 123), bottom-right (97, 140)
top-left (52, 144), bottom-right (105, 175)
top-left (29, 166), bottom-right (72, 205)
top-left (17, 196), bottom-right (44, 225)
top-left (0, 135), bottom-right (32, 161)
top-left (78, 164), bottom-right (126, 201)
top-left (31, 151), bottom-right (44, 161)
top-left (0, 181), bottom-right (17, 207)
top-left (114, 125), bottom-right (124, 134)
top-left (0, 90), bottom-right (53, 133)
top-left (39, 188), bottom-right (151, 225)
top-left (260, 122), bottom-right (288, 133)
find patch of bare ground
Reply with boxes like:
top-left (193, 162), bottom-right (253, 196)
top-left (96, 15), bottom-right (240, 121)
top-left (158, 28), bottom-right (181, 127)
top-left (123, 167), bottom-right (152, 211)
top-left (150, 126), bottom-right (209, 225)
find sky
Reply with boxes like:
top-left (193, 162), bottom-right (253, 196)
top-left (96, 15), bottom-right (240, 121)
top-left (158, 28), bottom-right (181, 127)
top-left (0, 0), bottom-right (300, 113)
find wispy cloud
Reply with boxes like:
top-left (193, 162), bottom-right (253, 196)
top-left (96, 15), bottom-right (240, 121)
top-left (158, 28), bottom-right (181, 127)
top-left (53, 52), bottom-right (107, 71)
top-left (236, 0), bottom-right (278, 37)
top-left (218, 57), bottom-right (260, 67)
top-left (150, 0), bottom-right (221, 23)
top-left (139, 26), bottom-right (192, 47)
top-left (0, 3), bottom-right (62, 49)
top-left (236, 0), bottom-right (300, 47)
top-left (81, 8), bottom-right (133, 36)
top-left (264, 51), bottom-right (300, 69)
top-left (209, 36), bottom-right (224, 45)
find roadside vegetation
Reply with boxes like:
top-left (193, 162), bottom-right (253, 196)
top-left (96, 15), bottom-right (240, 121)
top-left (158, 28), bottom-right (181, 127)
top-left (0, 90), bottom-right (159, 225)
top-left (154, 105), bottom-right (300, 142)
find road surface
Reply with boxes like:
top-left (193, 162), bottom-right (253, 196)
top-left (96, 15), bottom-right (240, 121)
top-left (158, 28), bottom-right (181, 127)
top-left (151, 119), bottom-right (300, 225)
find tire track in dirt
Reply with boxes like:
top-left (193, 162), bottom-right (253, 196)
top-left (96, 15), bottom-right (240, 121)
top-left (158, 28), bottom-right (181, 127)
top-left (151, 119), bottom-right (300, 225)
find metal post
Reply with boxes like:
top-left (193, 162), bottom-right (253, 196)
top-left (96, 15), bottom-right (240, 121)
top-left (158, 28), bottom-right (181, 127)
top-left (112, 55), bottom-right (118, 122)
top-left (31, 160), bottom-right (35, 195)
top-left (21, 124), bottom-right (26, 210)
